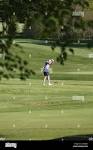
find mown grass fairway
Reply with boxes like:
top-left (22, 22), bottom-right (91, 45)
top-left (0, 79), bottom-right (93, 140)
top-left (0, 43), bottom-right (93, 140)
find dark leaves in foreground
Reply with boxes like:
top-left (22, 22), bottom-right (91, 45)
top-left (0, 39), bottom-right (35, 80)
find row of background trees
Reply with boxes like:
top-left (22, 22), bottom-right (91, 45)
top-left (0, 0), bottom-right (93, 39)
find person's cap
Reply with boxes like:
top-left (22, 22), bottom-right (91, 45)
top-left (48, 59), bottom-right (54, 64)
top-left (48, 59), bottom-right (52, 64)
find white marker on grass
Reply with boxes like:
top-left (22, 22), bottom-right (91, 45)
top-left (45, 96), bottom-right (48, 100)
top-left (29, 54), bottom-right (31, 58)
top-left (61, 110), bottom-right (64, 114)
top-left (13, 96), bottom-right (16, 100)
top-left (61, 82), bottom-right (64, 86)
top-left (77, 124), bottom-right (80, 128)
top-left (29, 110), bottom-right (32, 114)
top-left (77, 68), bottom-right (80, 72)
top-left (45, 124), bottom-right (48, 128)
top-left (29, 82), bottom-right (31, 86)
top-left (13, 124), bottom-right (16, 128)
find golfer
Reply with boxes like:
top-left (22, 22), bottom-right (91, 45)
top-left (43, 59), bottom-right (54, 86)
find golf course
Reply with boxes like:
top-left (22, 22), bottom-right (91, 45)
top-left (0, 42), bottom-right (93, 140)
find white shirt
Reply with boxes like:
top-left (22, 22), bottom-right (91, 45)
top-left (44, 64), bottom-right (50, 72)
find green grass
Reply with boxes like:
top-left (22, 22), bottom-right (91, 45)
top-left (0, 79), bottom-right (93, 140)
top-left (12, 43), bottom-right (93, 80)
top-left (0, 43), bottom-right (93, 140)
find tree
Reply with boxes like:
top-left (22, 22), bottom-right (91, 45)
top-left (22, 0), bottom-right (89, 64)
top-left (0, 0), bottom-right (35, 80)
top-left (40, 0), bottom-right (89, 64)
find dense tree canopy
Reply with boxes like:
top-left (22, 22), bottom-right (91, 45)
top-left (0, 0), bottom-right (89, 79)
